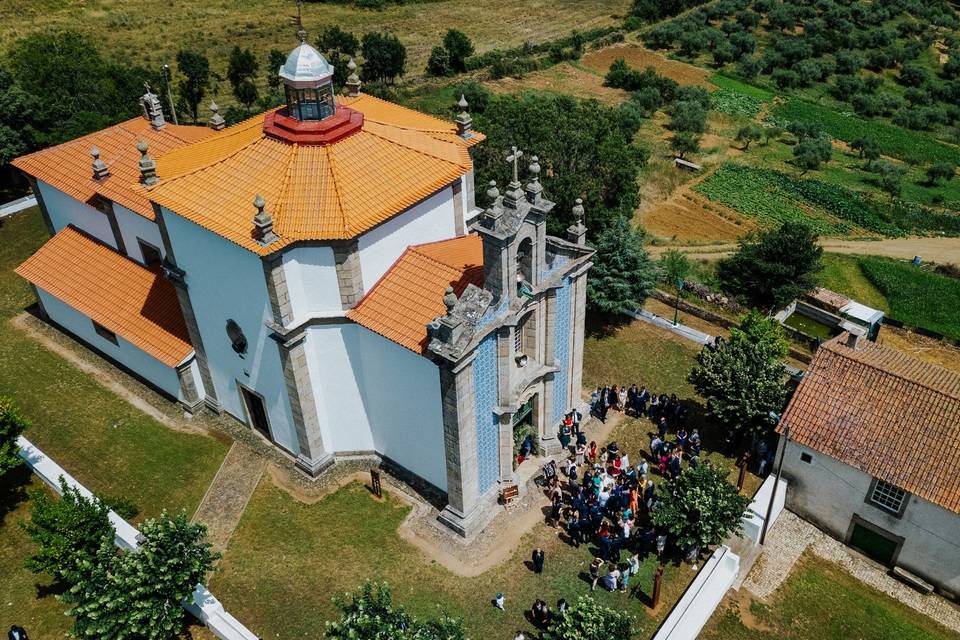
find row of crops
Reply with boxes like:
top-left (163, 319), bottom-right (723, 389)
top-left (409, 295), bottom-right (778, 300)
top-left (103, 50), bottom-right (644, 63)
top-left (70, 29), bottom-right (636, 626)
top-left (709, 75), bottom-right (773, 118)
top-left (771, 99), bottom-right (960, 166)
top-left (859, 256), bottom-right (960, 341)
top-left (694, 164), bottom-right (960, 237)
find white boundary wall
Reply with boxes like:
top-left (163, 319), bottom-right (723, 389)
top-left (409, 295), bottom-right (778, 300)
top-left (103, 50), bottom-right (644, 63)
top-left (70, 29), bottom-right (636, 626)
top-left (652, 545), bottom-right (741, 640)
top-left (16, 436), bottom-right (259, 640)
top-left (741, 475), bottom-right (788, 545)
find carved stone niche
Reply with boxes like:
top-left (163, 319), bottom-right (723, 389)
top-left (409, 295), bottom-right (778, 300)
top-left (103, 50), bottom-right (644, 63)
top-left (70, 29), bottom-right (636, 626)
top-left (427, 283), bottom-right (493, 362)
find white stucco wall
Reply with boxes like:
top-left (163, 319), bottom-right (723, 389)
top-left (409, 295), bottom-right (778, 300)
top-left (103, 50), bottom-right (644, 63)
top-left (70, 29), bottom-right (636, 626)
top-left (114, 203), bottom-right (165, 265)
top-left (357, 186), bottom-right (456, 291)
top-left (161, 208), bottom-right (299, 453)
top-left (36, 288), bottom-right (182, 399)
top-left (282, 246), bottom-right (342, 322)
top-left (38, 181), bottom-right (117, 248)
top-left (782, 441), bottom-right (960, 595)
top-left (301, 323), bottom-right (447, 492)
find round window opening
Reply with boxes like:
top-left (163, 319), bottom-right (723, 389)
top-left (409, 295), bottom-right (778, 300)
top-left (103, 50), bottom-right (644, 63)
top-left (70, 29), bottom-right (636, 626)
top-left (226, 319), bottom-right (248, 356)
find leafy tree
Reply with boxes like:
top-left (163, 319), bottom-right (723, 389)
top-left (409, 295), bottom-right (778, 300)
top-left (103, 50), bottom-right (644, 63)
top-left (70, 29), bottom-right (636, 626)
top-left (792, 134), bottom-right (832, 174)
top-left (361, 32), bottom-right (407, 84)
top-left (227, 46), bottom-right (259, 109)
top-left (874, 161), bottom-right (905, 198)
top-left (631, 86), bottom-right (662, 115)
top-left (717, 221), bottom-right (823, 309)
top-left (22, 477), bottom-right (114, 584)
top-left (426, 46), bottom-right (451, 76)
top-left (899, 63), bottom-right (930, 87)
top-left (670, 131), bottom-right (701, 158)
top-left (545, 596), bottom-right (632, 640)
top-left (587, 216), bottom-right (657, 315)
top-left (735, 124), bottom-right (762, 150)
top-left (651, 462), bottom-right (751, 552)
top-left (65, 511), bottom-right (219, 639)
top-left (927, 162), bottom-right (956, 184)
top-left (669, 100), bottom-right (707, 134)
top-left (0, 396), bottom-right (26, 479)
top-left (267, 49), bottom-right (287, 93)
top-left (473, 93), bottom-right (646, 235)
top-left (326, 581), bottom-right (465, 640)
top-left (317, 26), bottom-right (360, 88)
top-left (761, 125), bottom-right (782, 145)
top-left (0, 68), bottom-right (37, 168)
top-left (442, 29), bottom-right (474, 73)
top-left (658, 248), bottom-right (692, 284)
top-left (688, 311), bottom-right (789, 439)
top-left (175, 50), bottom-right (208, 123)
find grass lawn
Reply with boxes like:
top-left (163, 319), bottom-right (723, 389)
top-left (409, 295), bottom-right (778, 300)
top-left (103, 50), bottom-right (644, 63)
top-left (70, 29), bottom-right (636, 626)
top-left (701, 554), bottom-right (960, 640)
top-left (817, 253), bottom-right (891, 313)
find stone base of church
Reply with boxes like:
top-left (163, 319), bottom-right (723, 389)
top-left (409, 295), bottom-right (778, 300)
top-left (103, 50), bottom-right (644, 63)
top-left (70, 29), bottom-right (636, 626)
top-left (295, 451), bottom-right (336, 477)
top-left (437, 490), bottom-right (501, 538)
top-left (539, 433), bottom-right (563, 456)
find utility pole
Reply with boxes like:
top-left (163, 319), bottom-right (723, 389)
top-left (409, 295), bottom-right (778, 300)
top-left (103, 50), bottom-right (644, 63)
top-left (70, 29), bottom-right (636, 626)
top-left (162, 64), bottom-right (179, 126)
top-left (673, 278), bottom-right (684, 326)
top-left (760, 424), bottom-right (789, 545)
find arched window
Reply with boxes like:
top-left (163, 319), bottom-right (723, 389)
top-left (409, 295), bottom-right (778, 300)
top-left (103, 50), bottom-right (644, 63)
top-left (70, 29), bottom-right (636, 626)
top-left (226, 319), bottom-right (248, 356)
top-left (517, 237), bottom-right (534, 286)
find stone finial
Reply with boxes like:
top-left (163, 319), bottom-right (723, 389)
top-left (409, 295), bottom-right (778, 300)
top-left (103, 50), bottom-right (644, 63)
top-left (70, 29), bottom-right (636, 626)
top-left (91, 146), bottom-right (110, 180)
top-left (209, 100), bottom-right (226, 131)
top-left (525, 155), bottom-right (543, 203)
top-left (137, 140), bottom-right (158, 186)
top-left (486, 180), bottom-right (500, 201)
top-left (455, 94), bottom-right (473, 139)
top-left (567, 198), bottom-right (587, 246)
top-left (139, 82), bottom-right (166, 130)
top-left (252, 193), bottom-right (278, 246)
top-left (443, 286), bottom-right (458, 315)
top-left (345, 58), bottom-right (362, 97)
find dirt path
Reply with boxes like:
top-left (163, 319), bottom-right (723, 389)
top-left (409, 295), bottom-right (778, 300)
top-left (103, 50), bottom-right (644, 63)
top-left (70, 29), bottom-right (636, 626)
top-left (650, 237), bottom-right (960, 263)
top-left (192, 442), bottom-right (266, 553)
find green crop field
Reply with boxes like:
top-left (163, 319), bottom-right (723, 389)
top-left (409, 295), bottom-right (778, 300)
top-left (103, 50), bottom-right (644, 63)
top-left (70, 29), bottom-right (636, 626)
top-left (771, 99), bottom-right (960, 167)
top-left (709, 74), bottom-right (773, 118)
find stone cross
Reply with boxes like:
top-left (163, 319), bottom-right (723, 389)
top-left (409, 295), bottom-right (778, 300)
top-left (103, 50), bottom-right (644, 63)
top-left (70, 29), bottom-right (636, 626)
top-left (506, 146), bottom-right (524, 185)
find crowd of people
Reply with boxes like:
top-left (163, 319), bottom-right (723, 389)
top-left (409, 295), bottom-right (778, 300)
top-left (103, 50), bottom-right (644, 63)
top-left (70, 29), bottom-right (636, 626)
top-left (506, 384), bottom-right (705, 629)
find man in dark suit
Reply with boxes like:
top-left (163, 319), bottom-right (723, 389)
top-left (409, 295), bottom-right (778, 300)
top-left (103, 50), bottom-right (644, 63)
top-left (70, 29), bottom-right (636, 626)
top-left (9, 626), bottom-right (29, 640)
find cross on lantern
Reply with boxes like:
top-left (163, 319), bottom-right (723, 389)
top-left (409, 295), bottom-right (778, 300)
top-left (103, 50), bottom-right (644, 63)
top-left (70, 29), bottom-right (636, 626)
top-left (506, 146), bottom-right (524, 185)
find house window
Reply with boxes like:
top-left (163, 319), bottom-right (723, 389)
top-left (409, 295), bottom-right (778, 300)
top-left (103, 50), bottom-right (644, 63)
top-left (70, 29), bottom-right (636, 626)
top-left (800, 452), bottom-right (812, 464)
top-left (92, 321), bottom-right (118, 346)
top-left (137, 239), bottom-right (162, 267)
top-left (870, 480), bottom-right (907, 513)
top-left (515, 317), bottom-right (524, 353)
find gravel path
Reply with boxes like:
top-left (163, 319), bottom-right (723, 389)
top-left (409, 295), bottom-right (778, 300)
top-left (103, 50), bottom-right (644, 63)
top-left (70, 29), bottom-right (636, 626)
top-left (191, 442), bottom-right (265, 553)
top-left (744, 510), bottom-right (960, 630)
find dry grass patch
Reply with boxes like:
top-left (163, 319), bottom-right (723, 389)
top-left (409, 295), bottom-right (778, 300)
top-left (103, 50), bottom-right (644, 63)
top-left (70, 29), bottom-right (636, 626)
top-left (486, 62), bottom-right (628, 105)
top-left (582, 43), bottom-right (711, 87)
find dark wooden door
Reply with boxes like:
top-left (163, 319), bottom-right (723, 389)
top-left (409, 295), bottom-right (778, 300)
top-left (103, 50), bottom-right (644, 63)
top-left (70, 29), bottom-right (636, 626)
top-left (241, 387), bottom-right (270, 438)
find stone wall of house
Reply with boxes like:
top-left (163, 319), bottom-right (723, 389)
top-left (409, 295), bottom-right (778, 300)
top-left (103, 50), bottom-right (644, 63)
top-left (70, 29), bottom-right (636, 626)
top-left (782, 440), bottom-right (960, 596)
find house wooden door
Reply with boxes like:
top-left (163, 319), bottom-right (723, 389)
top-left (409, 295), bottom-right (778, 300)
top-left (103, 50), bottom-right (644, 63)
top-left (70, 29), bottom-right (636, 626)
top-left (241, 387), bottom-right (271, 439)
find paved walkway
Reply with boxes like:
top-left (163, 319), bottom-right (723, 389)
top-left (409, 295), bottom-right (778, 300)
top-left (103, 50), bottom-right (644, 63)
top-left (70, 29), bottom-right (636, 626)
top-left (743, 510), bottom-right (960, 629)
top-left (192, 442), bottom-right (266, 553)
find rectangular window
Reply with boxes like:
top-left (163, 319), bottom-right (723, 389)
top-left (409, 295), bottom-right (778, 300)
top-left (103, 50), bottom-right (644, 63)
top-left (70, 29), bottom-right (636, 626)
top-left (137, 238), bottom-right (162, 267)
top-left (870, 480), bottom-right (906, 513)
top-left (800, 452), bottom-right (813, 464)
top-left (514, 319), bottom-right (524, 353)
top-left (92, 321), bottom-right (118, 346)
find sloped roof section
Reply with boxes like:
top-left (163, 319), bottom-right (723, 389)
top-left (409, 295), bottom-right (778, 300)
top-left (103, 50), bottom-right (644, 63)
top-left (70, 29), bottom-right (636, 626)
top-left (12, 117), bottom-right (215, 220)
top-left (147, 95), bottom-right (483, 255)
top-left (780, 333), bottom-right (960, 513)
top-left (348, 235), bottom-right (483, 354)
top-left (15, 226), bottom-right (193, 367)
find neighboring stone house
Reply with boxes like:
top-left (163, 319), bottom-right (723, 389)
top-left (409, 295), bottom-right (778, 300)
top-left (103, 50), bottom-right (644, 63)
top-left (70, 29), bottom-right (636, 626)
top-left (778, 331), bottom-right (960, 598)
top-left (12, 38), bottom-right (593, 537)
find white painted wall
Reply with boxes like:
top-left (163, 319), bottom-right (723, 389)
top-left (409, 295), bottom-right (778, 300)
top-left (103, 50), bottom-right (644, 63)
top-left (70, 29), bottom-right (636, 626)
top-left (38, 180), bottom-right (116, 248)
top-left (282, 246), bottom-right (342, 322)
top-left (161, 208), bottom-right (299, 453)
top-left (782, 441), bottom-right (960, 595)
top-left (114, 203), bottom-right (165, 265)
top-left (652, 546), bottom-right (740, 640)
top-left (357, 186), bottom-right (456, 291)
top-left (36, 288), bottom-right (182, 399)
top-left (301, 322), bottom-right (447, 492)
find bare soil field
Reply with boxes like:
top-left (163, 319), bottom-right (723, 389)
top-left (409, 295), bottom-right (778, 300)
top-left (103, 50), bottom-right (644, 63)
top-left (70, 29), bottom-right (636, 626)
top-left (0, 0), bottom-right (629, 87)
top-left (581, 43), bottom-right (712, 87)
top-left (486, 62), bottom-right (628, 105)
top-left (641, 187), bottom-right (753, 242)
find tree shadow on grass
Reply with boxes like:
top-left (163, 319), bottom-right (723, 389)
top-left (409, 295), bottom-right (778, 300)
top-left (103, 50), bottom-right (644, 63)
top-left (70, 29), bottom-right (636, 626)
top-left (585, 312), bottom-right (632, 340)
top-left (0, 463), bottom-right (31, 522)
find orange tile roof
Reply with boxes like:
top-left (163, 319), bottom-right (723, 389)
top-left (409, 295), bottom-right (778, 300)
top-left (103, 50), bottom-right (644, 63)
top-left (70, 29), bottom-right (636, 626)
top-left (147, 95), bottom-right (483, 254)
top-left (348, 234), bottom-right (483, 354)
top-left (12, 117), bottom-right (215, 221)
top-left (15, 226), bottom-right (193, 367)
top-left (780, 333), bottom-right (960, 513)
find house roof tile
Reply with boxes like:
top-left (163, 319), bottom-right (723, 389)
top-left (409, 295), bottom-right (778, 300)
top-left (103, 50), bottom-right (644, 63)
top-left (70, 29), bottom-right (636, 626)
top-left (15, 226), bottom-right (193, 367)
top-left (12, 117), bottom-right (215, 220)
top-left (780, 333), bottom-right (960, 513)
top-left (347, 234), bottom-right (483, 354)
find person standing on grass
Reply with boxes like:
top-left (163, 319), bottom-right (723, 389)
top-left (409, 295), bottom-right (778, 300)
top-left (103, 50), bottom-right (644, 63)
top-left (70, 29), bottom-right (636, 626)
top-left (567, 510), bottom-right (583, 548)
top-left (649, 393), bottom-right (659, 421)
top-left (494, 593), bottom-right (505, 610)
top-left (627, 384), bottom-right (637, 415)
top-left (658, 416), bottom-right (669, 440)
top-left (8, 626), bottom-right (29, 640)
top-left (590, 387), bottom-right (600, 417)
top-left (602, 564), bottom-right (621, 591)
top-left (638, 386), bottom-right (650, 416)
top-left (600, 386), bottom-right (610, 422)
top-left (590, 557), bottom-right (604, 591)
top-left (532, 547), bottom-right (545, 574)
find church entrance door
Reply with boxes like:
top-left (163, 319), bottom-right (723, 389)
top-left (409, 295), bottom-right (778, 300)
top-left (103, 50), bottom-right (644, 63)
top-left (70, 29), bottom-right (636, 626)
top-left (240, 386), bottom-right (271, 440)
top-left (513, 393), bottom-right (538, 466)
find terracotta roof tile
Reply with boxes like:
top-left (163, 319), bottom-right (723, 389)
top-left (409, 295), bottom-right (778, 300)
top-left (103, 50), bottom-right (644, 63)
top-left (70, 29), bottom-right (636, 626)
top-left (146, 96), bottom-right (480, 253)
top-left (12, 118), bottom-right (216, 220)
top-left (347, 235), bottom-right (483, 353)
top-left (15, 226), bottom-right (193, 367)
top-left (780, 333), bottom-right (960, 513)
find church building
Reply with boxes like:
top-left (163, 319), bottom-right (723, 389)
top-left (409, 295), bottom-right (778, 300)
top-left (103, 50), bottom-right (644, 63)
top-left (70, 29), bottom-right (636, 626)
top-left (13, 38), bottom-right (593, 536)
